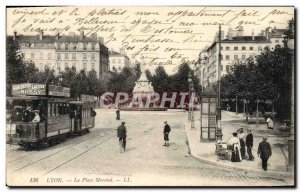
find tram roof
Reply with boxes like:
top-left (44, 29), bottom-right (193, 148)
top-left (7, 96), bottom-right (48, 100)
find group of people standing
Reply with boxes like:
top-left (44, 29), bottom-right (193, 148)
top-left (228, 128), bottom-right (272, 171)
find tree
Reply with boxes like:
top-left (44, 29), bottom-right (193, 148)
top-left (221, 45), bottom-right (292, 121)
top-left (107, 67), bottom-right (137, 93)
top-left (6, 37), bottom-right (27, 95)
top-left (151, 66), bottom-right (171, 92)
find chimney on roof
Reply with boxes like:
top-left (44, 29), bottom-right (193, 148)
top-left (39, 30), bottom-right (44, 40)
top-left (221, 31), bottom-right (225, 40)
top-left (119, 48), bottom-right (124, 55)
top-left (13, 30), bottom-right (17, 40)
top-left (80, 31), bottom-right (84, 40)
top-left (252, 29), bottom-right (255, 40)
top-left (236, 26), bottom-right (244, 37)
top-left (98, 37), bottom-right (104, 44)
top-left (69, 31), bottom-right (75, 37)
top-left (55, 31), bottom-right (60, 40)
top-left (91, 33), bottom-right (97, 40)
top-left (214, 32), bottom-right (218, 42)
top-left (265, 27), bottom-right (270, 40)
top-left (228, 27), bottom-right (233, 40)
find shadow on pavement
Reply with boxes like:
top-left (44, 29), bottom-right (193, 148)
top-left (126, 147), bottom-right (137, 152)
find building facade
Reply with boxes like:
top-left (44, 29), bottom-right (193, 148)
top-left (13, 31), bottom-right (109, 80)
top-left (109, 50), bottom-right (130, 73)
top-left (197, 26), bottom-right (286, 87)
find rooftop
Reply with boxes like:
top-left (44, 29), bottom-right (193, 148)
top-left (269, 28), bottom-right (286, 37)
top-left (109, 50), bottom-right (129, 59)
top-left (207, 36), bottom-right (270, 51)
top-left (11, 34), bottom-right (102, 43)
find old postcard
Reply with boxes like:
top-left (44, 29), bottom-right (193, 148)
top-left (5, 6), bottom-right (295, 187)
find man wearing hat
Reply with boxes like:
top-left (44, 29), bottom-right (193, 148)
top-left (246, 129), bottom-right (254, 161)
top-left (117, 122), bottom-right (127, 152)
top-left (257, 136), bottom-right (272, 171)
top-left (163, 121), bottom-right (171, 147)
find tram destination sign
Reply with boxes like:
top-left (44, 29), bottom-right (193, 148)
top-left (48, 85), bottom-right (70, 97)
top-left (80, 94), bottom-right (94, 102)
top-left (12, 83), bottom-right (46, 96)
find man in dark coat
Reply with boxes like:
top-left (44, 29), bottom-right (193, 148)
top-left (257, 136), bottom-right (272, 171)
top-left (116, 109), bottom-right (120, 120)
top-left (246, 129), bottom-right (254, 161)
top-left (117, 122), bottom-right (127, 150)
top-left (163, 121), bottom-right (171, 147)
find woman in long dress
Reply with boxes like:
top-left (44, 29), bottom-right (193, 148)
top-left (228, 132), bottom-right (242, 162)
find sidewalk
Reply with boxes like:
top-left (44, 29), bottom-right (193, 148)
top-left (185, 111), bottom-right (293, 180)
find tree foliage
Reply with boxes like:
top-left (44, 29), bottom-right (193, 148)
top-left (146, 63), bottom-right (201, 94)
top-left (107, 64), bottom-right (141, 93)
top-left (221, 45), bottom-right (292, 121)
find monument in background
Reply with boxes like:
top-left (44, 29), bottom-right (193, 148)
top-left (121, 60), bottom-right (167, 111)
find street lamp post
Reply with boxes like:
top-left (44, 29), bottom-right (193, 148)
top-left (286, 18), bottom-right (294, 172)
top-left (190, 81), bottom-right (195, 129)
top-left (188, 72), bottom-right (192, 122)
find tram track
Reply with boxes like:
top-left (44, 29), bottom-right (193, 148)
top-left (7, 129), bottom-right (112, 164)
top-left (11, 123), bottom-right (134, 175)
top-left (42, 133), bottom-right (116, 176)
top-left (10, 129), bottom-right (115, 173)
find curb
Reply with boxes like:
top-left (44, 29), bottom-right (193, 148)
top-left (184, 123), bottom-right (293, 180)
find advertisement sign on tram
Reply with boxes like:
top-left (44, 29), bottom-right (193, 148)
top-left (11, 83), bottom-right (70, 97)
top-left (49, 85), bottom-right (70, 97)
top-left (12, 83), bottom-right (46, 96)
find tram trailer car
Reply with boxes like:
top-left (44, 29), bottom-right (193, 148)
top-left (6, 83), bottom-right (96, 148)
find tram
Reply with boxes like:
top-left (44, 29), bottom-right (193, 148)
top-left (6, 83), bottom-right (96, 148)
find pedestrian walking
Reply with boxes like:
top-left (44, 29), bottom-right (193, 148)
top-left (238, 130), bottom-right (246, 159)
top-left (228, 132), bottom-right (241, 162)
top-left (257, 136), bottom-right (272, 171)
top-left (117, 122), bottom-right (127, 152)
top-left (266, 116), bottom-right (274, 129)
top-left (116, 109), bottom-right (120, 120)
top-left (163, 121), bottom-right (171, 147)
top-left (246, 129), bottom-right (254, 161)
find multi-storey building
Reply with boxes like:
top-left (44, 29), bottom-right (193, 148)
top-left (13, 31), bottom-right (109, 80)
top-left (109, 49), bottom-right (130, 73)
top-left (197, 26), bottom-right (286, 87)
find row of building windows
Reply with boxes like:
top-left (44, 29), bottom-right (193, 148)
top-left (57, 42), bottom-right (96, 51)
top-left (40, 62), bottom-right (96, 71)
top-left (220, 45), bottom-right (263, 51)
top-left (204, 64), bottom-right (231, 76)
top-left (30, 52), bottom-right (53, 60)
top-left (220, 64), bottom-right (231, 72)
top-left (220, 54), bottom-right (254, 61)
top-left (111, 58), bottom-right (122, 64)
top-left (57, 53), bottom-right (96, 60)
top-left (29, 52), bottom-right (97, 60)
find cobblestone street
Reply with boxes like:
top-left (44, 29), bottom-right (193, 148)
top-left (6, 109), bottom-right (292, 186)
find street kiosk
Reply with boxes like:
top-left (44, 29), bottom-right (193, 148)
top-left (200, 86), bottom-right (218, 141)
